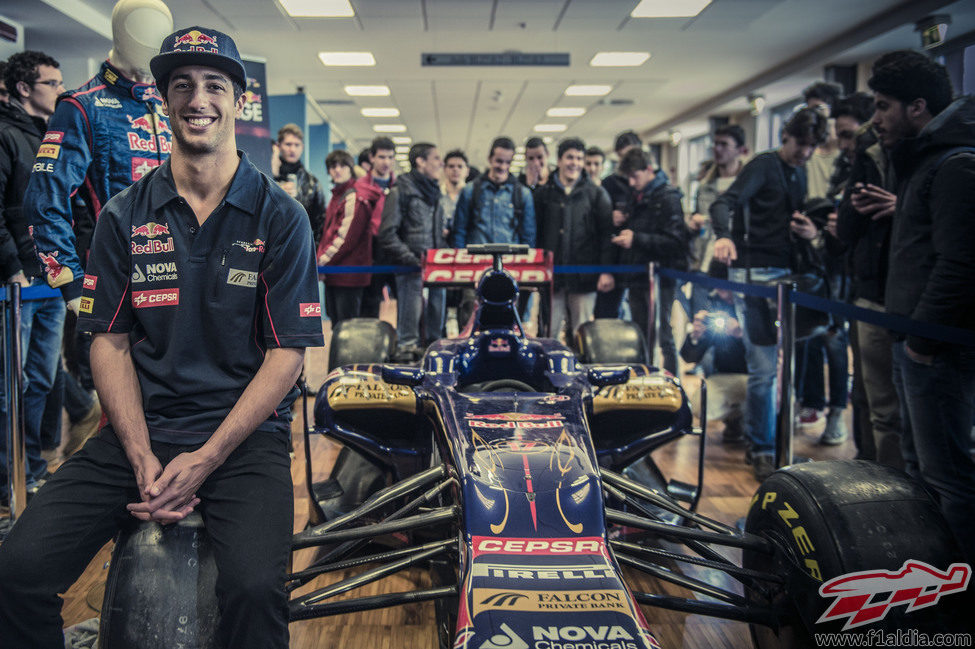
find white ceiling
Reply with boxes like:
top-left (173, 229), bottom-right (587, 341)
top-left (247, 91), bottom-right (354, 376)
top-left (6, 0), bottom-right (975, 166)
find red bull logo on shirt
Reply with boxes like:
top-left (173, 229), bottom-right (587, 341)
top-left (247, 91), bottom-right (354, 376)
top-left (131, 237), bottom-right (175, 256)
top-left (172, 29), bottom-right (219, 53)
top-left (131, 222), bottom-right (170, 239)
top-left (127, 112), bottom-right (171, 154)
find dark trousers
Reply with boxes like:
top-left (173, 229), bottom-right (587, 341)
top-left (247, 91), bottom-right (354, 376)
top-left (324, 284), bottom-right (364, 325)
top-left (39, 363), bottom-right (64, 450)
top-left (0, 428), bottom-right (294, 649)
top-left (891, 341), bottom-right (975, 564)
top-left (796, 326), bottom-right (849, 410)
top-left (628, 279), bottom-right (677, 375)
top-left (594, 284), bottom-right (624, 318)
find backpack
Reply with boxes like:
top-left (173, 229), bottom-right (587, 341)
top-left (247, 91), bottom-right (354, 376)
top-left (469, 176), bottom-right (525, 242)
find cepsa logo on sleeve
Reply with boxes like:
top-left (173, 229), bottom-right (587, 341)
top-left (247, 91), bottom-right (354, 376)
top-left (300, 303), bottom-right (321, 318)
top-left (83, 274), bottom-right (97, 291)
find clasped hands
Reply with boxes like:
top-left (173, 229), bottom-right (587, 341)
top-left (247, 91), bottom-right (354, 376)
top-left (127, 450), bottom-right (217, 524)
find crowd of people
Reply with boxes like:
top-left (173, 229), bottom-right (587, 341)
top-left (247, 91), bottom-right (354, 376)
top-left (0, 23), bottom-right (973, 644)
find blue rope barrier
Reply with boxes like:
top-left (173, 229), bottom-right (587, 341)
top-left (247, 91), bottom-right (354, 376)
top-left (658, 266), bottom-right (975, 347)
top-left (9, 260), bottom-right (968, 346)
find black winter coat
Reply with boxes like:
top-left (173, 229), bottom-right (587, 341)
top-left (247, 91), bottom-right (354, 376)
top-left (617, 180), bottom-right (689, 284)
top-left (0, 101), bottom-right (46, 279)
top-left (885, 96), bottom-right (975, 354)
top-left (835, 128), bottom-right (892, 304)
top-left (534, 175), bottom-right (613, 292)
top-left (378, 171), bottom-right (446, 266)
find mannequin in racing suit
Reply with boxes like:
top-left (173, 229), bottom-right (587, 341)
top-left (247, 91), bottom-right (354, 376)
top-left (24, 0), bottom-right (174, 311)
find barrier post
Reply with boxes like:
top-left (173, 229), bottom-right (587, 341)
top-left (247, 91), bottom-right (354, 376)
top-left (647, 262), bottom-right (658, 366)
top-left (3, 282), bottom-right (27, 522)
top-left (774, 280), bottom-right (796, 469)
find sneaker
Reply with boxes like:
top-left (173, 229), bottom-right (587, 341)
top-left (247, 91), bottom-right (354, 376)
top-left (744, 447), bottom-right (777, 482)
top-left (796, 407), bottom-right (824, 428)
top-left (819, 409), bottom-right (849, 446)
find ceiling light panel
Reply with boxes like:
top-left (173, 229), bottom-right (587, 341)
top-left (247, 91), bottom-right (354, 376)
top-left (565, 85), bottom-right (612, 96)
top-left (361, 107), bottom-right (400, 117)
top-left (534, 124), bottom-right (568, 133)
top-left (395, 146), bottom-right (410, 153)
top-left (631, 0), bottom-right (711, 18)
top-left (280, 0), bottom-right (354, 18)
top-left (373, 124), bottom-right (407, 132)
top-left (319, 52), bottom-right (376, 66)
top-left (590, 52), bottom-right (650, 67)
top-left (344, 85), bottom-right (390, 96)
top-left (392, 136), bottom-right (412, 144)
top-left (546, 107), bottom-right (586, 117)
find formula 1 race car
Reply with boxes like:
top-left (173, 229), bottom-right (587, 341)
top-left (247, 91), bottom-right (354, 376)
top-left (99, 245), bottom-right (970, 649)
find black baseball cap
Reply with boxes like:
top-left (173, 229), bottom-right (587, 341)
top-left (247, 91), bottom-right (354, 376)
top-left (150, 26), bottom-right (246, 93)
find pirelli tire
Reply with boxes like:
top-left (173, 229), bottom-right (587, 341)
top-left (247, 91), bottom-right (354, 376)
top-left (743, 460), bottom-right (971, 648)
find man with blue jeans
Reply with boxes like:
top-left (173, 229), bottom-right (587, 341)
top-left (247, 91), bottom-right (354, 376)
top-left (869, 51), bottom-right (975, 563)
top-left (710, 107), bottom-right (828, 480)
top-left (0, 51), bottom-right (66, 501)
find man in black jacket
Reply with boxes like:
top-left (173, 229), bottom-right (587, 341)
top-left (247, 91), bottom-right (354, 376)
top-left (0, 51), bottom-right (65, 503)
top-left (614, 148), bottom-right (689, 374)
top-left (835, 97), bottom-right (903, 469)
top-left (379, 142), bottom-right (446, 361)
top-left (272, 123), bottom-right (326, 247)
top-left (534, 138), bottom-right (613, 342)
top-left (710, 107), bottom-right (827, 480)
top-left (868, 50), bottom-right (975, 563)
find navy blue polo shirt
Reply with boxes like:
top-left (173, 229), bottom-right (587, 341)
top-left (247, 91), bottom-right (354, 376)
top-left (78, 152), bottom-right (324, 444)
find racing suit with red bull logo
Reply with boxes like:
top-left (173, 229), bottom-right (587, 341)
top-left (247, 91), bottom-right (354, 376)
top-left (23, 59), bottom-right (171, 302)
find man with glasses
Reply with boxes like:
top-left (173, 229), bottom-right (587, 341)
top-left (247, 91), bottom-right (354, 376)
top-left (0, 51), bottom-right (65, 506)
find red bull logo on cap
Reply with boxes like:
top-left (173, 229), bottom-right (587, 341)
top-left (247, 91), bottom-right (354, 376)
top-left (173, 29), bottom-right (219, 53)
top-left (131, 222), bottom-right (171, 239)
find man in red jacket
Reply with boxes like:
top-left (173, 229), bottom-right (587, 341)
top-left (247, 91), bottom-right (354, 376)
top-left (318, 149), bottom-right (381, 324)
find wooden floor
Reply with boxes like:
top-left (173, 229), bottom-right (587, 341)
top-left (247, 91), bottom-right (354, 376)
top-left (50, 303), bottom-right (856, 648)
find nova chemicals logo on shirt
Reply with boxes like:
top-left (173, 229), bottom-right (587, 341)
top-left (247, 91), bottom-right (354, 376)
top-left (131, 263), bottom-right (177, 282)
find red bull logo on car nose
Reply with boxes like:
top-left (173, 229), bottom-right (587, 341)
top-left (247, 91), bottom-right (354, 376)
top-left (173, 29), bottom-right (219, 53)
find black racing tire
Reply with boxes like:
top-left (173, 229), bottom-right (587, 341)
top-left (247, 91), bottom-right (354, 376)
top-left (743, 460), bottom-right (972, 648)
top-left (327, 318), bottom-right (397, 371)
top-left (99, 513), bottom-right (219, 649)
top-left (575, 319), bottom-right (648, 365)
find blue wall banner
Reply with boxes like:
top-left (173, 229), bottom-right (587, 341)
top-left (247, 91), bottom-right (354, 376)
top-left (235, 58), bottom-right (271, 175)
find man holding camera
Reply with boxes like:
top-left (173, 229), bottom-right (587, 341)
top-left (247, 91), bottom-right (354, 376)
top-left (681, 268), bottom-right (748, 443)
top-left (710, 107), bottom-right (828, 481)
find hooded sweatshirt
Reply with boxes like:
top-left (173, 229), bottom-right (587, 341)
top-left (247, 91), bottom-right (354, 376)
top-left (885, 96), bottom-right (975, 354)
